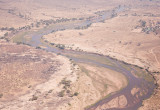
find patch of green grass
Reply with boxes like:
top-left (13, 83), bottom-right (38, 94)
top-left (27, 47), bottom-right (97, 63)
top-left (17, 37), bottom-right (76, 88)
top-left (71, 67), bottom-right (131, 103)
top-left (78, 54), bottom-right (114, 66)
top-left (78, 65), bottom-right (90, 76)
top-left (104, 84), bottom-right (108, 88)
top-left (120, 62), bottom-right (132, 71)
top-left (132, 67), bottom-right (154, 82)
top-left (12, 32), bottom-right (28, 43)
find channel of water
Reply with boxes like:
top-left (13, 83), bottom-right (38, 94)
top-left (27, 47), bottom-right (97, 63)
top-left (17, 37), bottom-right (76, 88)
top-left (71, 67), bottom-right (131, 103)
top-left (13, 5), bottom-right (156, 110)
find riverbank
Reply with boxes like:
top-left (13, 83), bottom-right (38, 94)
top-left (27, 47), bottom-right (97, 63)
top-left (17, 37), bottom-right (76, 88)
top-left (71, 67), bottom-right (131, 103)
top-left (0, 41), bottom-right (79, 109)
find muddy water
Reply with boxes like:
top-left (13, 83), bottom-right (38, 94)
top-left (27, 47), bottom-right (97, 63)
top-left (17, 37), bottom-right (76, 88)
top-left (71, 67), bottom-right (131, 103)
top-left (13, 6), bottom-right (156, 110)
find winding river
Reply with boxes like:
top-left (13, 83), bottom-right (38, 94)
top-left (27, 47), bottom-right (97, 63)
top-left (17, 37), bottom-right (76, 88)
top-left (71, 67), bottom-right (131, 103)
top-left (12, 6), bottom-right (156, 110)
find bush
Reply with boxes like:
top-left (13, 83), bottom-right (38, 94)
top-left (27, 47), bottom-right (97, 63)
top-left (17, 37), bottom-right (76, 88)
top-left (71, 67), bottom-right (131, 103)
top-left (56, 44), bottom-right (65, 49)
top-left (60, 79), bottom-right (71, 88)
top-left (36, 46), bottom-right (41, 49)
top-left (69, 92), bottom-right (79, 97)
top-left (58, 90), bottom-right (65, 97)
top-left (0, 93), bottom-right (3, 98)
top-left (9, 27), bottom-right (15, 31)
top-left (30, 95), bottom-right (38, 101)
top-left (139, 20), bottom-right (146, 27)
top-left (74, 92), bottom-right (79, 96)
top-left (4, 32), bottom-right (8, 37)
top-left (50, 43), bottom-right (55, 45)
top-left (66, 90), bottom-right (70, 93)
top-left (48, 90), bottom-right (53, 93)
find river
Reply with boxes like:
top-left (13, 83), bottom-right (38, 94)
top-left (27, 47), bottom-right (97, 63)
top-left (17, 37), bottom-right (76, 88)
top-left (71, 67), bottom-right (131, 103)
top-left (12, 5), bottom-right (156, 110)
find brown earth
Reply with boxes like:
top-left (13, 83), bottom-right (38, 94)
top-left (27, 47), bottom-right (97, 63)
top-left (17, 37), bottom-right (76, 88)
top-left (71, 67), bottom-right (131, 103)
top-left (0, 0), bottom-right (160, 109)
top-left (0, 41), bottom-right (79, 109)
top-left (0, 41), bottom-right (63, 101)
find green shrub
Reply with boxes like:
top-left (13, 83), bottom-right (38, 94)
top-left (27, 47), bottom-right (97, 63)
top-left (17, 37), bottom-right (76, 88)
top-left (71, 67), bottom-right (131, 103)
top-left (74, 92), bottom-right (79, 96)
top-left (0, 93), bottom-right (3, 98)
top-left (58, 90), bottom-right (65, 97)
top-left (56, 44), bottom-right (65, 49)
top-left (36, 46), bottom-right (41, 49)
top-left (30, 95), bottom-right (38, 101)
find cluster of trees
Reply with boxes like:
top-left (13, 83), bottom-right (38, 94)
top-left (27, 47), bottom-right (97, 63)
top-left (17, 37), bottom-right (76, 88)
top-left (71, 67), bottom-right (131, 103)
top-left (1, 10), bottom-right (88, 38)
top-left (132, 12), bottom-right (160, 17)
top-left (58, 78), bottom-right (79, 97)
top-left (143, 13), bottom-right (160, 17)
top-left (6, 8), bottom-right (88, 33)
top-left (0, 27), bottom-right (15, 37)
top-left (138, 20), bottom-right (160, 35)
top-left (95, 10), bottom-right (106, 16)
top-left (0, 17), bottom-right (75, 37)
top-left (75, 23), bottom-right (91, 30)
top-left (34, 17), bottom-right (86, 27)
top-left (0, 27), bottom-right (15, 31)
top-left (139, 20), bottom-right (146, 27)
top-left (8, 9), bottom-right (31, 20)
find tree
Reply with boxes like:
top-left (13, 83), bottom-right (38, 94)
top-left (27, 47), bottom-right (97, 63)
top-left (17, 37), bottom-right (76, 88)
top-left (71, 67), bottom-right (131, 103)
top-left (4, 32), bottom-right (8, 36)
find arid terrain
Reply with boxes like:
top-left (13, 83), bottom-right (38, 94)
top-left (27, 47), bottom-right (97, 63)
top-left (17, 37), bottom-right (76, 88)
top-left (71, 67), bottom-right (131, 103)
top-left (0, 0), bottom-right (160, 110)
top-left (0, 41), bottom-right (79, 110)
